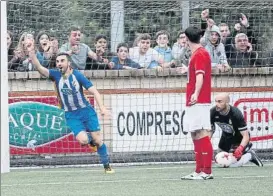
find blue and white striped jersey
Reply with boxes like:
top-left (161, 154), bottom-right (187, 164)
top-left (49, 69), bottom-right (93, 112)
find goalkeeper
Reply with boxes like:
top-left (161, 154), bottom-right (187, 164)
top-left (210, 93), bottom-right (263, 167)
top-left (27, 42), bottom-right (115, 174)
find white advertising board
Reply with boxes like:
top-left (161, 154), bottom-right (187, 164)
top-left (111, 92), bottom-right (273, 152)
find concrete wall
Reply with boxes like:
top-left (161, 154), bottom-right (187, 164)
top-left (8, 67), bottom-right (273, 91)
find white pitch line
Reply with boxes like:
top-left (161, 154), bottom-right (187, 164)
top-left (1, 175), bottom-right (273, 187)
top-left (10, 163), bottom-right (273, 174)
top-left (11, 166), bottom-right (188, 173)
top-left (10, 161), bottom-right (195, 170)
top-left (222, 175), bottom-right (273, 179)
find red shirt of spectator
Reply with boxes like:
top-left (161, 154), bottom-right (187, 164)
top-left (186, 47), bottom-right (211, 106)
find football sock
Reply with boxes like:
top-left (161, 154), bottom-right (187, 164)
top-left (229, 153), bottom-right (252, 167)
top-left (97, 143), bottom-right (109, 166)
top-left (193, 139), bottom-right (201, 173)
top-left (199, 136), bottom-right (213, 174)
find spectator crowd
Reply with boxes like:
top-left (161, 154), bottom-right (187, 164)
top-left (6, 10), bottom-right (273, 73)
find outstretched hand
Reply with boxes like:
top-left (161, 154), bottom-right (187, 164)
top-left (216, 64), bottom-right (231, 72)
top-left (96, 46), bottom-right (105, 56)
top-left (206, 18), bottom-right (215, 30)
top-left (239, 13), bottom-right (249, 27)
top-left (176, 64), bottom-right (188, 74)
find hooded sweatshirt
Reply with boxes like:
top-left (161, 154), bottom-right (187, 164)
top-left (202, 25), bottom-right (228, 67)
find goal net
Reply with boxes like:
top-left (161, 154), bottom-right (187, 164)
top-left (6, 0), bottom-right (273, 167)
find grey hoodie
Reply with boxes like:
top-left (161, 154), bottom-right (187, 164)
top-left (202, 25), bottom-right (228, 66)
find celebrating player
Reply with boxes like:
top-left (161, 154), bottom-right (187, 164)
top-left (180, 26), bottom-right (213, 180)
top-left (27, 42), bottom-right (115, 174)
top-left (211, 93), bottom-right (263, 167)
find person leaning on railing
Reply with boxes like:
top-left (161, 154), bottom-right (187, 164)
top-left (228, 33), bottom-right (258, 68)
top-left (108, 42), bottom-right (141, 70)
top-left (201, 21), bottom-right (231, 72)
top-left (85, 35), bottom-right (115, 70)
top-left (59, 26), bottom-right (102, 70)
top-left (8, 32), bottom-right (36, 72)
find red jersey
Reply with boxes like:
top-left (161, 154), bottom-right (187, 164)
top-left (186, 47), bottom-right (211, 106)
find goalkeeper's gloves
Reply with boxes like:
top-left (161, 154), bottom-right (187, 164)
top-left (233, 145), bottom-right (244, 160)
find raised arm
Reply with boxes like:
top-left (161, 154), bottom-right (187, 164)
top-left (232, 13), bottom-right (257, 47)
top-left (201, 19), bottom-right (215, 47)
top-left (27, 43), bottom-right (49, 77)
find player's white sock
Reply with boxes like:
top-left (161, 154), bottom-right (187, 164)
top-left (229, 153), bottom-right (252, 167)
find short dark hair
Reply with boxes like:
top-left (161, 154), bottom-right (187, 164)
top-left (68, 26), bottom-right (81, 35)
top-left (56, 52), bottom-right (72, 62)
top-left (36, 31), bottom-right (51, 43)
top-left (177, 30), bottom-right (185, 39)
top-left (95, 35), bottom-right (107, 42)
top-left (36, 31), bottom-right (51, 52)
top-left (185, 26), bottom-right (202, 44)
top-left (116, 42), bottom-right (129, 52)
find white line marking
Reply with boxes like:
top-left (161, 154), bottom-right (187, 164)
top-left (222, 175), bottom-right (272, 179)
top-left (10, 161), bottom-right (195, 170)
top-left (10, 163), bottom-right (273, 173)
top-left (14, 166), bottom-right (188, 173)
top-left (1, 175), bottom-right (273, 187)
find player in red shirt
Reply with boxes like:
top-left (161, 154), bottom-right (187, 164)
top-left (180, 26), bottom-right (213, 180)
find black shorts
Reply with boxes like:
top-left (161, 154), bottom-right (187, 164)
top-left (218, 135), bottom-right (252, 154)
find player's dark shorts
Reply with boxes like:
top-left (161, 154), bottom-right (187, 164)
top-left (65, 106), bottom-right (100, 136)
top-left (218, 135), bottom-right (252, 154)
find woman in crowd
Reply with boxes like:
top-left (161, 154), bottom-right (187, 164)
top-left (8, 32), bottom-right (36, 71)
top-left (36, 31), bottom-right (58, 68)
